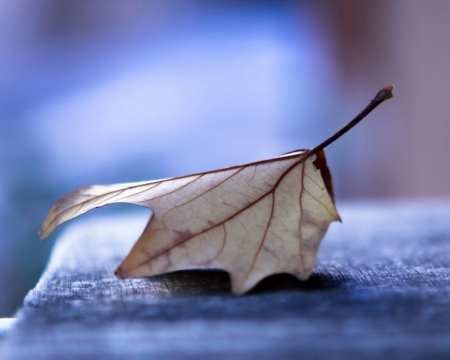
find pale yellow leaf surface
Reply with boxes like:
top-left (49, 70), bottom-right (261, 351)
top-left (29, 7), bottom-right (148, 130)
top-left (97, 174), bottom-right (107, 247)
top-left (40, 149), bottom-right (340, 294)
top-left (40, 86), bottom-right (393, 295)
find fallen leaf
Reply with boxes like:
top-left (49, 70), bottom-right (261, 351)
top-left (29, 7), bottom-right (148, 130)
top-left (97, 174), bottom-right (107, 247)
top-left (40, 86), bottom-right (393, 294)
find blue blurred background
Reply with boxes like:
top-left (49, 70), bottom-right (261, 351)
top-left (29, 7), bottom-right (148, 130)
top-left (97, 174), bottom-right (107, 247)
top-left (1, 0), bottom-right (450, 316)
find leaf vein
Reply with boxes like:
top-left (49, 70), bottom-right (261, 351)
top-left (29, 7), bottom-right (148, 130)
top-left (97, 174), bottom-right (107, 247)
top-left (160, 168), bottom-right (244, 219)
top-left (302, 188), bottom-right (335, 219)
top-left (244, 192), bottom-right (275, 282)
top-left (124, 158), bottom-right (305, 273)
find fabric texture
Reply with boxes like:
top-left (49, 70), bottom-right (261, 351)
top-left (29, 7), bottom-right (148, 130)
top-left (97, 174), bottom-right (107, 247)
top-left (2, 202), bottom-right (450, 359)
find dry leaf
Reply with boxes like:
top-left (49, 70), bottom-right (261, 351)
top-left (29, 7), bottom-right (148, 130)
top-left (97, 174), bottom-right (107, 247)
top-left (40, 86), bottom-right (393, 294)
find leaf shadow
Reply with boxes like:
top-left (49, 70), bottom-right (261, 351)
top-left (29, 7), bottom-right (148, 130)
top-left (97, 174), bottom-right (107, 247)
top-left (152, 269), bottom-right (345, 297)
top-left (248, 272), bottom-right (344, 296)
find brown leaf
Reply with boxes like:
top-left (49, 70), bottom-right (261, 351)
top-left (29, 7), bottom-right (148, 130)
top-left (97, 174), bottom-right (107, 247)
top-left (40, 86), bottom-right (393, 295)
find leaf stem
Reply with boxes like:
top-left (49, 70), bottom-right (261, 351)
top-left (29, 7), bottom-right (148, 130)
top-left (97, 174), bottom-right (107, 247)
top-left (307, 85), bottom-right (394, 157)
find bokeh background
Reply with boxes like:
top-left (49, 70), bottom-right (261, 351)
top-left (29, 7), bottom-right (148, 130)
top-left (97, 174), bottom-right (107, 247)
top-left (1, 0), bottom-right (449, 317)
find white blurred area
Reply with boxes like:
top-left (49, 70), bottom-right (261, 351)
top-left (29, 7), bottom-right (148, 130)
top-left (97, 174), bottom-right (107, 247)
top-left (0, 0), bottom-right (450, 316)
top-left (31, 25), bottom-right (331, 181)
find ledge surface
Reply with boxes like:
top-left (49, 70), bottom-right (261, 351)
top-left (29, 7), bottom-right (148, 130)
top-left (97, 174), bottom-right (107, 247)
top-left (2, 201), bottom-right (450, 359)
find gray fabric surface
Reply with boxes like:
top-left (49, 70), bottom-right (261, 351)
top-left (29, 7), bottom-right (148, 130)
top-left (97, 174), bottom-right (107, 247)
top-left (2, 201), bottom-right (450, 359)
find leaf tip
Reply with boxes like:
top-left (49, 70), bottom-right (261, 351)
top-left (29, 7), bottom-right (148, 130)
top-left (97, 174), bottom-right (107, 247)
top-left (38, 227), bottom-right (49, 241)
top-left (114, 266), bottom-right (127, 279)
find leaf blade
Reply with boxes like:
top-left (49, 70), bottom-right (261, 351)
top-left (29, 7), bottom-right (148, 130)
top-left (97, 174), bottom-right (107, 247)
top-left (113, 151), bottom-right (339, 294)
top-left (40, 149), bottom-right (339, 294)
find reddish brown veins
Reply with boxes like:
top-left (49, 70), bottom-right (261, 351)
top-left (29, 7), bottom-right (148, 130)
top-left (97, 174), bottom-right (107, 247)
top-left (128, 156), bottom-right (306, 273)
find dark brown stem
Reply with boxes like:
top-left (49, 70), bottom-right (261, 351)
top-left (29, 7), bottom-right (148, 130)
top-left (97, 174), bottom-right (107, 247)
top-left (306, 85), bottom-right (394, 158)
